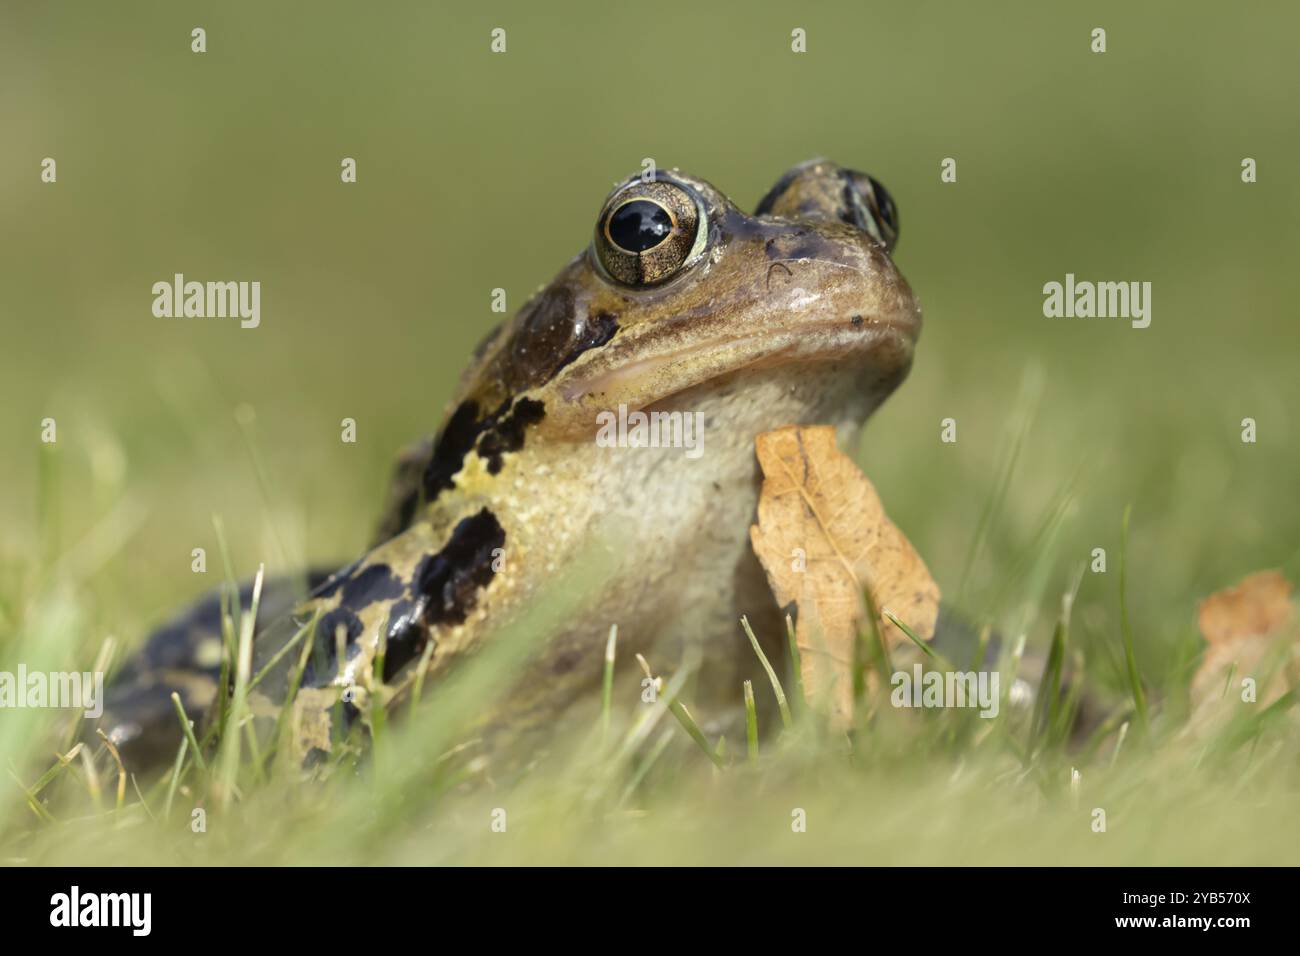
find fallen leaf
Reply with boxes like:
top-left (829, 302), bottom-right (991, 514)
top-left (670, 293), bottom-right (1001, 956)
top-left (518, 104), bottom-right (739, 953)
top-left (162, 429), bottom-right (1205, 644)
top-left (1190, 569), bottom-right (1299, 718)
top-left (1196, 570), bottom-right (1293, 646)
top-left (748, 425), bottom-right (940, 726)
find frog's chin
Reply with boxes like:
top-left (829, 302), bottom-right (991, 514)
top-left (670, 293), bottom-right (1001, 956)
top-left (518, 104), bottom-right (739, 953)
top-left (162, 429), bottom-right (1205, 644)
top-left (548, 315), bottom-right (915, 434)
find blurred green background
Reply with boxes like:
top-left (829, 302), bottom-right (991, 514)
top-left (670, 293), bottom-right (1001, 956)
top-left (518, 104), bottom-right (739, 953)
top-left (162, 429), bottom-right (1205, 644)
top-left (2, 0), bottom-right (1297, 687)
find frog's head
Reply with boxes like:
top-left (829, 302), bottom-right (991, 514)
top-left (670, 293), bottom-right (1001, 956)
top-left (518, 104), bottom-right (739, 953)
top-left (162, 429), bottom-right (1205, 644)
top-left (506, 159), bottom-right (921, 433)
top-left (443, 160), bottom-right (920, 457)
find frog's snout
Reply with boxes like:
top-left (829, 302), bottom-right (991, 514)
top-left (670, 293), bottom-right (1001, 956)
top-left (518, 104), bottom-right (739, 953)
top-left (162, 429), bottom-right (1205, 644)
top-left (756, 159), bottom-right (900, 254)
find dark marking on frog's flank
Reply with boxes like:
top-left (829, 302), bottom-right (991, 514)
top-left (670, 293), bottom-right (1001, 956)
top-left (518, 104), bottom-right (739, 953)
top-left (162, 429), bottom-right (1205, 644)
top-left (416, 508), bottom-right (506, 626)
top-left (317, 605), bottom-right (364, 649)
top-left (313, 558), bottom-right (364, 601)
top-left (303, 604), bottom-right (366, 685)
top-left (851, 314), bottom-right (865, 328)
top-left (424, 289), bottom-right (608, 504)
top-left (300, 572), bottom-right (414, 689)
top-left (379, 597), bottom-right (426, 683)
top-left (476, 397), bottom-right (546, 475)
top-left (121, 571), bottom-right (330, 680)
top-left (380, 508), bottom-right (506, 680)
top-left (384, 596), bottom-right (418, 639)
top-left (424, 392), bottom-right (548, 502)
top-left (423, 399), bottom-right (482, 501)
top-left (339, 563), bottom-right (406, 608)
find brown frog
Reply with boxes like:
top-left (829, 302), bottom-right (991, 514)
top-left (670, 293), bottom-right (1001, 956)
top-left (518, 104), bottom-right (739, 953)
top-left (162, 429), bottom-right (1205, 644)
top-left (99, 159), bottom-right (921, 772)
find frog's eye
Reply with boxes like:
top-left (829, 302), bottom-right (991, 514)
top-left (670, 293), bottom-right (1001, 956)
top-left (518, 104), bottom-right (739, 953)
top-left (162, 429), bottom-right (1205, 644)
top-left (862, 175), bottom-right (899, 251)
top-left (594, 180), bottom-right (705, 286)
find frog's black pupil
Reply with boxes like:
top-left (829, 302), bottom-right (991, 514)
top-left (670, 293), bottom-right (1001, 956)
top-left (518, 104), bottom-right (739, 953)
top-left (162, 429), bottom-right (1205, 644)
top-left (608, 200), bottom-right (673, 253)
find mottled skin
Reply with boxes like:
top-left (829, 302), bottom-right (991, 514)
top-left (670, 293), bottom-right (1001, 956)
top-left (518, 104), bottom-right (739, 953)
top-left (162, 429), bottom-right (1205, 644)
top-left (99, 160), bottom-right (921, 772)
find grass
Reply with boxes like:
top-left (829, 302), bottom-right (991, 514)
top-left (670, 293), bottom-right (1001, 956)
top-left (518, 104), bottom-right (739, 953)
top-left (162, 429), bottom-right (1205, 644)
top-left (5, 373), bottom-right (1300, 867)
top-left (2, 439), bottom-right (1298, 867)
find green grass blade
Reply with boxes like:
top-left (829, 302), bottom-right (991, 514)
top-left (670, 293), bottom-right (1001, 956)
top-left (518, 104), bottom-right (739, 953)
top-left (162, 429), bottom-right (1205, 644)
top-left (743, 679), bottom-right (758, 763)
top-left (170, 692), bottom-right (207, 773)
top-left (1118, 505), bottom-right (1149, 730)
top-left (602, 624), bottom-right (618, 743)
top-left (883, 609), bottom-right (936, 659)
top-left (741, 615), bottom-right (792, 729)
top-left (214, 563), bottom-right (264, 808)
top-left (664, 697), bottom-right (724, 769)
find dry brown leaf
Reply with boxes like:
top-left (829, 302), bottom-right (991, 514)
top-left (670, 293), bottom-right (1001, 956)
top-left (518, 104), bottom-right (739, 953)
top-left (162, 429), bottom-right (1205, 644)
top-left (1196, 570), bottom-right (1293, 646)
top-left (748, 425), bottom-right (940, 726)
top-left (1190, 570), bottom-right (1299, 717)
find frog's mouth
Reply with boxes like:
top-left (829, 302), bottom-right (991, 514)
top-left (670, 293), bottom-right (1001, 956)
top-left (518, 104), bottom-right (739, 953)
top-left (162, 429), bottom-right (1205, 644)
top-left (562, 318), bottom-right (913, 400)
top-left (552, 297), bottom-right (919, 430)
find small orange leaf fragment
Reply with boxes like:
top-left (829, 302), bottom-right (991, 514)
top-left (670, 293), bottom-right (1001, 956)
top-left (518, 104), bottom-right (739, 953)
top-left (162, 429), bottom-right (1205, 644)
top-left (1190, 570), bottom-right (1299, 718)
top-left (1196, 570), bottom-right (1293, 646)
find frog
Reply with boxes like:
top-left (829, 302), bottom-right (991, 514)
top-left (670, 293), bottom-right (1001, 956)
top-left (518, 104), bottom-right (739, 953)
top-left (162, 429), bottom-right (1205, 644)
top-left (97, 159), bottom-right (922, 774)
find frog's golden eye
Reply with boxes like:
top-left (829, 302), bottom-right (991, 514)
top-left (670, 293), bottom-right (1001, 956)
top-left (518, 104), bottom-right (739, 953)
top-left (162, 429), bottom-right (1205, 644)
top-left (594, 180), bottom-right (704, 286)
